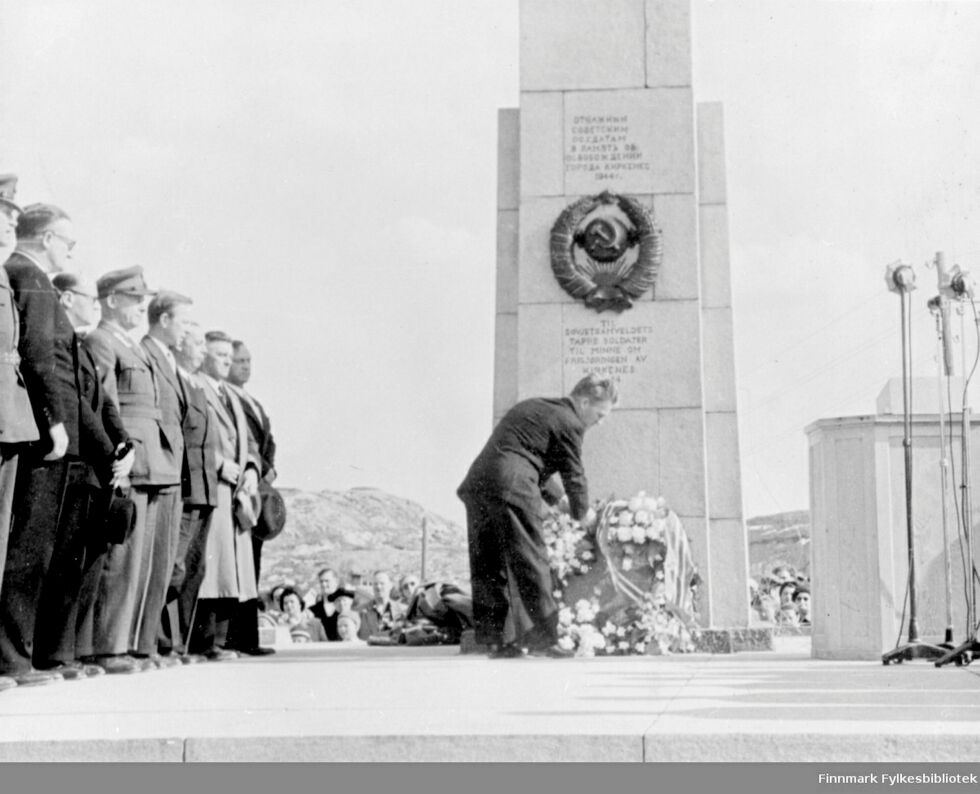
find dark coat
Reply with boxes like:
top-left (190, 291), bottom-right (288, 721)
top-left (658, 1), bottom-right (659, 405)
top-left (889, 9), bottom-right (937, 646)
top-left (85, 320), bottom-right (180, 486)
top-left (457, 397), bottom-right (590, 520)
top-left (76, 340), bottom-right (128, 484)
top-left (140, 335), bottom-right (185, 478)
top-left (178, 369), bottom-right (219, 508)
top-left (4, 251), bottom-right (107, 458)
top-left (0, 263), bottom-right (38, 444)
top-left (228, 384), bottom-right (276, 480)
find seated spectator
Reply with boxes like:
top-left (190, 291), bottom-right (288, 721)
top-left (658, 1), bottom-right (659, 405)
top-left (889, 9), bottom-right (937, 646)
top-left (793, 586), bottom-right (811, 626)
top-left (336, 611), bottom-right (364, 644)
top-left (278, 587), bottom-right (327, 643)
top-left (309, 568), bottom-right (342, 640)
top-left (346, 568), bottom-right (373, 610)
top-left (776, 581), bottom-right (799, 625)
top-left (358, 570), bottom-right (406, 640)
top-left (398, 574), bottom-right (421, 607)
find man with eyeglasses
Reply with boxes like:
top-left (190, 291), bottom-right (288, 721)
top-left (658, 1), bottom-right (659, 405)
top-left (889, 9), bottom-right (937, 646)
top-left (0, 176), bottom-right (39, 692)
top-left (33, 273), bottom-right (135, 678)
top-left (0, 202), bottom-right (107, 685)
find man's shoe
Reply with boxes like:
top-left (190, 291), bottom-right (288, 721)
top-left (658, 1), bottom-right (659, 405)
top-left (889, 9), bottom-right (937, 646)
top-left (488, 644), bottom-right (526, 659)
top-left (178, 654), bottom-right (207, 665)
top-left (203, 648), bottom-right (239, 662)
top-left (153, 654), bottom-right (182, 669)
top-left (0, 676), bottom-right (17, 692)
top-left (528, 643), bottom-right (575, 659)
top-left (87, 655), bottom-right (140, 675)
top-left (234, 646), bottom-right (275, 657)
top-left (36, 661), bottom-right (86, 681)
top-left (13, 669), bottom-right (63, 686)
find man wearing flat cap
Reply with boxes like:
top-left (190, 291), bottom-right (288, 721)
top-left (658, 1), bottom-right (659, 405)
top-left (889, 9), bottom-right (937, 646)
top-left (85, 266), bottom-right (182, 672)
top-left (0, 176), bottom-right (39, 692)
top-left (1, 201), bottom-right (115, 685)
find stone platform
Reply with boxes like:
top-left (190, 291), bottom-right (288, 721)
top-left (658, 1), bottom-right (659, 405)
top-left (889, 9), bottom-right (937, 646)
top-left (0, 638), bottom-right (976, 762)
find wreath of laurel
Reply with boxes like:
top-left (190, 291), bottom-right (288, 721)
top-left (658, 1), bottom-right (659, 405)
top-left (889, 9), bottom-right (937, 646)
top-left (550, 191), bottom-right (663, 312)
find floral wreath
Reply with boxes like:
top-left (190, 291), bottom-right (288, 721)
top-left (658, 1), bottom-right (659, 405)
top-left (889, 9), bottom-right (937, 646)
top-left (544, 492), bottom-right (700, 657)
top-left (549, 191), bottom-right (663, 313)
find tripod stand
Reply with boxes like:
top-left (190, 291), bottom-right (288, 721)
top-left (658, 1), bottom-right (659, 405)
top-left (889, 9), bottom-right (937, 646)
top-left (882, 264), bottom-right (945, 664)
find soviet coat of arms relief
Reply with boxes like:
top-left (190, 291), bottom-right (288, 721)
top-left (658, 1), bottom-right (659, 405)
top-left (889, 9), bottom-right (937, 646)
top-left (550, 191), bottom-right (663, 313)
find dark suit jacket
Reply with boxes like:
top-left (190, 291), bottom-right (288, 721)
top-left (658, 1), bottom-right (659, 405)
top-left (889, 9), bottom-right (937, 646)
top-left (76, 341), bottom-right (129, 485)
top-left (178, 369), bottom-right (219, 508)
top-left (85, 320), bottom-right (180, 486)
top-left (140, 334), bottom-right (185, 474)
top-left (457, 397), bottom-right (590, 520)
top-left (4, 251), bottom-right (105, 458)
top-left (228, 384), bottom-right (276, 480)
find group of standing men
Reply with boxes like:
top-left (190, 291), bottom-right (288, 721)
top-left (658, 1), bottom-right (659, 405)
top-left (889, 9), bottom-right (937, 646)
top-left (0, 175), bottom-right (279, 691)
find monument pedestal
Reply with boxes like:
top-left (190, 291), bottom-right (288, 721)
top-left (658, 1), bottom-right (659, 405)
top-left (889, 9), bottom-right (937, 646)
top-left (495, 0), bottom-right (749, 630)
top-left (807, 380), bottom-right (975, 660)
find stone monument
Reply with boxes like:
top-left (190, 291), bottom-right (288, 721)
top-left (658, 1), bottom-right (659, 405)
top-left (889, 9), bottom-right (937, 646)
top-left (493, 0), bottom-right (749, 628)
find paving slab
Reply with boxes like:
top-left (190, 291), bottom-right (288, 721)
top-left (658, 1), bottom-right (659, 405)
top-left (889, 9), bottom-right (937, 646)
top-left (0, 643), bottom-right (976, 762)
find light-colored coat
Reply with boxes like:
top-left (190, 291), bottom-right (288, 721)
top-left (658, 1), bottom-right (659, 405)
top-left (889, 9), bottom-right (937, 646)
top-left (0, 265), bottom-right (38, 444)
top-left (196, 374), bottom-right (259, 601)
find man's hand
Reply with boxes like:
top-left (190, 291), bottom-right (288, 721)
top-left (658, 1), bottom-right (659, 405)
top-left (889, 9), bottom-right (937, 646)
top-left (43, 423), bottom-right (69, 461)
top-left (242, 467), bottom-right (259, 497)
top-left (110, 447), bottom-right (135, 488)
top-left (221, 460), bottom-right (242, 484)
top-left (556, 495), bottom-right (571, 514)
top-left (581, 507), bottom-right (598, 533)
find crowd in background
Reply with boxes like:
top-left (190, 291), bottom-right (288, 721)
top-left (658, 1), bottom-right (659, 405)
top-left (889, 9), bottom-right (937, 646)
top-left (750, 565), bottom-right (812, 626)
top-left (260, 567), bottom-right (473, 646)
top-left (0, 176), bottom-right (282, 692)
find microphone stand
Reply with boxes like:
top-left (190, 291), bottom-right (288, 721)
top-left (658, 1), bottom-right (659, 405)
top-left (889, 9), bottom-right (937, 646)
top-left (928, 295), bottom-right (956, 649)
top-left (936, 284), bottom-right (980, 666)
top-left (883, 264), bottom-right (944, 664)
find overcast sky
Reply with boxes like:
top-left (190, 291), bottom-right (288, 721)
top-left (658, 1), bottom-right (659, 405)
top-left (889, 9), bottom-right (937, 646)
top-left (2, 1), bottom-right (979, 525)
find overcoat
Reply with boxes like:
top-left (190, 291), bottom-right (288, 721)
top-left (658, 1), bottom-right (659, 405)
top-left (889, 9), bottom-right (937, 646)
top-left (196, 375), bottom-right (259, 601)
top-left (0, 264), bottom-right (38, 444)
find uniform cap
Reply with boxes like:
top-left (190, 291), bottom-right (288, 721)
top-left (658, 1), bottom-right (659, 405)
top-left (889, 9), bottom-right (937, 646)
top-left (96, 266), bottom-right (157, 299)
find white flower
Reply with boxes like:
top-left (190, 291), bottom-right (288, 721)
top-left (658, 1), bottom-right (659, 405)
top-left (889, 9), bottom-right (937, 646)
top-left (633, 509), bottom-right (651, 526)
top-left (635, 641), bottom-right (646, 654)
top-left (618, 511), bottom-right (635, 527)
top-left (617, 640), bottom-right (629, 651)
top-left (615, 525), bottom-right (633, 543)
top-left (631, 525), bottom-right (647, 544)
top-left (558, 607), bottom-right (573, 627)
top-left (581, 550), bottom-right (594, 561)
top-left (645, 523), bottom-right (661, 541)
top-left (627, 492), bottom-right (645, 512)
top-left (622, 557), bottom-right (633, 572)
top-left (557, 636), bottom-right (575, 651)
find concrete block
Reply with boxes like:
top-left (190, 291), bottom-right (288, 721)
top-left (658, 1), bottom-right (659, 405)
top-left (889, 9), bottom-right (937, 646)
top-left (520, 0), bottom-right (646, 91)
top-left (559, 300), bottom-right (703, 409)
top-left (699, 204), bottom-right (731, 308)
top-left (496, 209), bottom-right (519, 314)
top-left (518, 303), bottom-right (564, 400)
top-left (653, 193), bottom-right (699, 301)
top-left (582, 409), bottom-right (660, 503)
top-left (520, 92), bottom-right (564, 198)
top-left (697, 102), bottom-right (727, 205)
top-left (705, 411), bottom-right (743, 519)
top-left (707, 518), bottom-right (750, 628)
top-left (518, 196), bottom-right (576, 305)
top-left (564, 88), bottom-right (695, 195)
top-left (645, 0), bottom-right (691, 87)
top-left (498, 108), bottom-right (520, 210)
top-left (658, 408), bottom-right (706, 516)
top-left (701, 307), bottom-right (737, 412)
top-left (494, 312), bottom-right (518, 420)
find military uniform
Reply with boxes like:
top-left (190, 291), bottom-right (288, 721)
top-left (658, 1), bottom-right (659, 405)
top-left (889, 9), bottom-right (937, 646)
top-left (458, 397), bottom-right (590, 650)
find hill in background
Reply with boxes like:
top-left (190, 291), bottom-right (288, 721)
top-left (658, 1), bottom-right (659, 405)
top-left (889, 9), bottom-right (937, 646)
top-left (262, 486), bottom-right (811, 596)
top-left (260, 487), bottom-right (469, 596)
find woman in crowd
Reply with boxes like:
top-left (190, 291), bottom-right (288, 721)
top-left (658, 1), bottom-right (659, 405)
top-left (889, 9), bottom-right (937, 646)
top-left (278, 587), bottom-right (327, 643)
